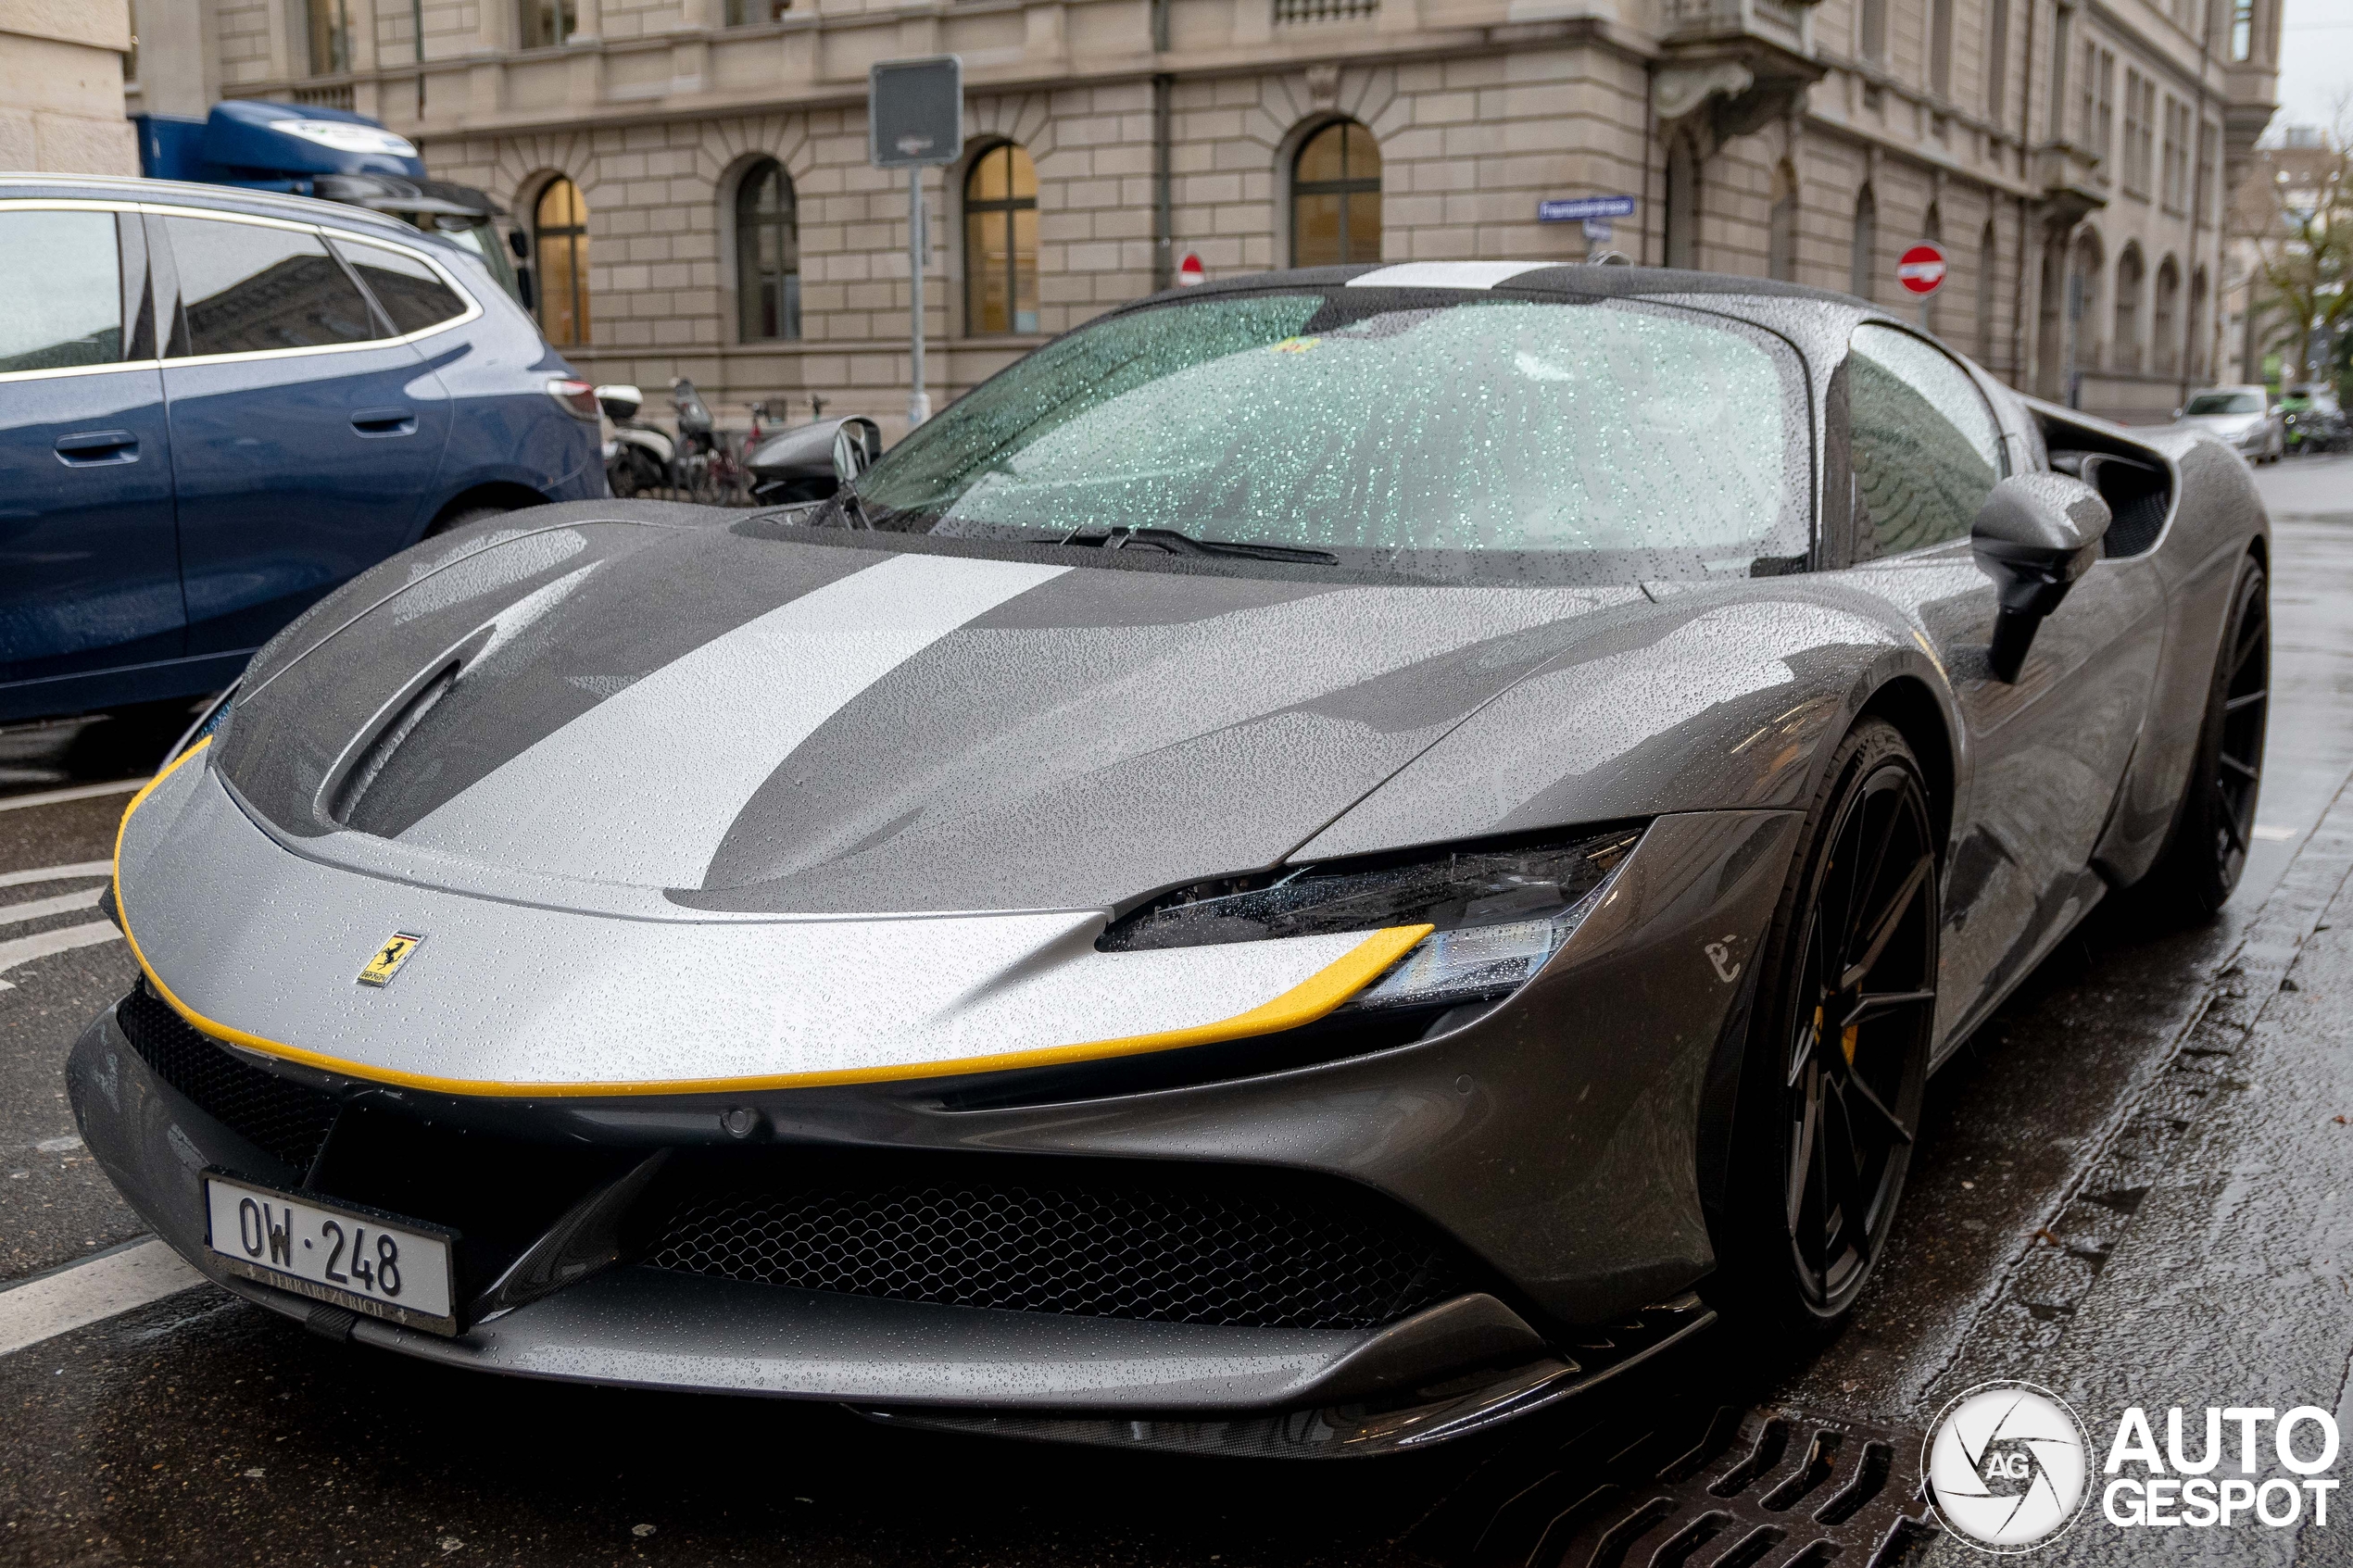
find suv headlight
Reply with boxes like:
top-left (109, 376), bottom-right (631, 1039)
top-left (1100, 826), bottom-right (1642, 1013)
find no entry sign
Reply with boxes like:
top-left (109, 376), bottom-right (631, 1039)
top-left (1897, 244), bottom-right (1948, 296)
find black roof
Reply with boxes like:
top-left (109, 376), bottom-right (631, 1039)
top-left (1169, 262), bottom-right (1868, 310)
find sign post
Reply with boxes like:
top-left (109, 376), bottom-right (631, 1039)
top-left (869, 56), bottom-right (963, 429)
top-left (1896, 242), bottom-right (1947, 330)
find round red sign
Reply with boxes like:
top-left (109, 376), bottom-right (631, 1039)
top-left (1897, 244), bottom-right (1947, 296)
top-left (1176, 253), bottom-right (1205, 286)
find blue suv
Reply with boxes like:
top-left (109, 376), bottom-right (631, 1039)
top-left (0, 175), bottom-right (604, 725)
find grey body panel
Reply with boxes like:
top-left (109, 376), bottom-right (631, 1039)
top-left (82, 270), bottom-right (2270, 1428)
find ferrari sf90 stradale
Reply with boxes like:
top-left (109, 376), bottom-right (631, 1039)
top-left (75, 260), bottom-right (2268, 1456)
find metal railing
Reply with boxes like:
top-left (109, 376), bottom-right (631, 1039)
top-left (1275, 0), bottom-right (1378, 24)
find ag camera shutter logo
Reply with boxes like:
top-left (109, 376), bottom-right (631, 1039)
top-left (1924, 1382), bottom-right (2093, 1552)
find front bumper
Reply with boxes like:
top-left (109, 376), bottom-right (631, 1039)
top-left (82, 775), bottom-right (1797, 1451)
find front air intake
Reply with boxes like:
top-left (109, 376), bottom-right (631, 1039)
top-left (638, 1150), bottom-right (1485, 1331)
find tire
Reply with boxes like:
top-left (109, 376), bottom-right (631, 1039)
top-left (423, 504), bottom-right (510, 540)
top-left (1709, 719), bottom-right (1938, 1338)
top-left (2140, 557), bottom-right (2269, 918)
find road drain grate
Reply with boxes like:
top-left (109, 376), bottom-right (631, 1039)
top-left (1409, 1406), bottom-right (1937, 1568)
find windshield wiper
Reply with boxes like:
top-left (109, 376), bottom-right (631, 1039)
top-left (1055, 526), bottom-right (1338, 565)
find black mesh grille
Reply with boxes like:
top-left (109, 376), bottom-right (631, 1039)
top-left (115, 986), bottom-right (338, 1172)
top-left (643, 1154), bottom-right (1476, 1330)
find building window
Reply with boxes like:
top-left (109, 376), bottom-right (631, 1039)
top-left (2121, 70), bottom-right (2155, 195)
top-left (2049, 7), bottom-right (2071, 136)
top-left (2163, 99), bottom-right (2190, 209)
top-left (1665, 136), bottom-right (1701, 270)
top-left (2096, 48), bottom-right (2116, 169)
top-left (1978, 220), bottom-right (2000, 364)
top-left (735, 160), bottom-right (799, 342)
top-left (304, 0), bottom-right (352, 74)
top-left (534, 177), bottom-right (590, 346)
top-left (2113, 245), bottom-right (2144, 372)
top-left (1861, 0), bottom-right (1888, 62)
top-left (964, 143), bottom-right (1039, 335)
top-left (1850, 184), bottom-right (1877, 300)
top-left (519, 0), bottom-right (576, 49)
top-left (1290, 120), bottom-right (1381, 268)
top-left (1768, 161), bottom-right (1798, 282)
top-left (723, 0), bottom-right (790, 19)
top-left (1929, 0), bottom-right (1954, 95)
top-left (2187, 268), bottom-right (2208, 376)
top-left (2230, 0), bottom-right (2253, 59)
top-left (1987, 0), bottom-right (2009, 119)
top-left (2154, 257), bottom-right (2180, 374)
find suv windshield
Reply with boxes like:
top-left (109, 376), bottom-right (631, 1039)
top-left (851, 290), bottom-right (1807, 583)
top-left (2185, 392), bottom-right (2262, 415)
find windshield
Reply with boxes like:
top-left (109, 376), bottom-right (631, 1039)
top-left (853, 291), bottom-right (1806, 583)
top-left (2185, 393), bottom-right (2261, 416)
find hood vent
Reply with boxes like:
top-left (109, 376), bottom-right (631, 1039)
top-left (327, 660), bottom-right (460, 828)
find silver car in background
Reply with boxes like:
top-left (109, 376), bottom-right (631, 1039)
top-left (2173, 385), bottom-right (2284, 464)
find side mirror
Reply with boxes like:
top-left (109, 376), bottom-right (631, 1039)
top-left (593, 383), bottom-right (642, 421)
top-left (1970, 474), bottom-right (2111, 684)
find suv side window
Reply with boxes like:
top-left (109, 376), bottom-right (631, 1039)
top-left (162, 217), bottom-right (378, 358)
top-left (0, 209), bottom-right (125, 373)
top-left (332, 238), bottom-right (470, 335)
top-left (1846, 323), bottom-right (2007, 558)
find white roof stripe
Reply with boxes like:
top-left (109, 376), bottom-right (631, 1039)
top-left (1345, 261), bottom-right (1555, 290)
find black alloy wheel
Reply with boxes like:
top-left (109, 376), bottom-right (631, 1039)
top-left (2144, 558), bottom-right (2269, 917)
top-left (1717, 719), bottom-right (1937, 1333)
top-left (1781, 747), bottom-right (1937, 1313)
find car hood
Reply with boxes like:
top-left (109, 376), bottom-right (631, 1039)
top-left (216, 515), bottom-right (1667, 916)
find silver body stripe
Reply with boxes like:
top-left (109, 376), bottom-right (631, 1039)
top-left (400, 552), bottom-right (1070, 889)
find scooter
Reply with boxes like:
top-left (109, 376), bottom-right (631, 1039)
top-left (596, 384), bottom-right (673, 497)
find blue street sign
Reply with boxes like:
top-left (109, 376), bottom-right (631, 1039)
top-left (1539, 195), bottom-right (1637, 223)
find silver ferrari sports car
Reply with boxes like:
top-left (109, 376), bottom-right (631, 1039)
top-left (75, 260), bottom-right (2269, 1457)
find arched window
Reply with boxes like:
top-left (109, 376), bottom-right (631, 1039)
top-left (2153, 257), bottom-right (2181, 375)
top-left (534, 177), bottom-right (590, 347)
top-left (2186, 267), bottom-right (2209, 377)
top-left (964, 143), bottom-right (1039, 335)
top-left (1977, 220), bottom-right (2000, 364)
top-left (2113, 245), bottom-right (2145, 372)
top-left (1767, 160), bottom-right (1798, 282)
top-left (735, 159), bottom-right (799, 342)
top-left (1291, 120), bottom-right (1381, 267)
top-left (2069, 228), bottom-right (2104, 386)
top-left (1664, 136), bottom-right (1701, 270)
top-left (1849, 185), bottom-right (1877, 300)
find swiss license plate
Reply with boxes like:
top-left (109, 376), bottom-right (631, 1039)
top-left (203, 1173), bottom-right (460, 1336)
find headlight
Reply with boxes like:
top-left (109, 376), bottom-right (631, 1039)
top-left (1100, 826), bottom-right (1642, 1012)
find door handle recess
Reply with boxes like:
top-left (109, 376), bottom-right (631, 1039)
top-left (350, 407), bottom-right (417, 436)
top-left (54, 429), bottom-right (139, 464)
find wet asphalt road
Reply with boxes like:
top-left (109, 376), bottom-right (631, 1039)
top-left (4, 458), bottom-right (2353, 1567)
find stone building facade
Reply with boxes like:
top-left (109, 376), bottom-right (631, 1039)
top-left (4, 0), bottom-right (138, 173)
top-left (130, 0), bottom-right (2279, 429)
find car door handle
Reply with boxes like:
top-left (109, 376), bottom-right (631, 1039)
top-left (54, 429), bottom-right (139, 464)
top-left (350, 407), bottom-right (417, 437)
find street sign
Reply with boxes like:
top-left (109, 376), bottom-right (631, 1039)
top-left (1897, 243), bottom-right (1948, 296)
top-left (870, 56), bottom-right (963, 430)
top-left (1539, 194), bottom-right (1637, 223)
top-left (869, 56), bottom-right (963, 169)
top-left (1176, 253), bottom-right (1204, 286)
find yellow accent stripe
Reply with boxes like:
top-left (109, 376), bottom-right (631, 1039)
top-left (112, 749), bottom-right (1430, 1098)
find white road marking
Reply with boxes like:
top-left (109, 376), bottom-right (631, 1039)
top-left (0, 860), bottom-right (114, 889)
top-left (0, 887), bottom-right (104, 926)
top-left (0, 1237), bottom-right (206, 1359)
top-left (403, 552), bottom-right (1071, 888)
top-left (1346, 260), bottom-right (1554, 289)
top-left (0, 778), bottom-right (147, 813)
top-left (0, 919), bottom-right (123, 991)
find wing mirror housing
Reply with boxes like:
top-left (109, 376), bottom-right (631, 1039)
top-left (1969, 474), bottom-right (2110, 683)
